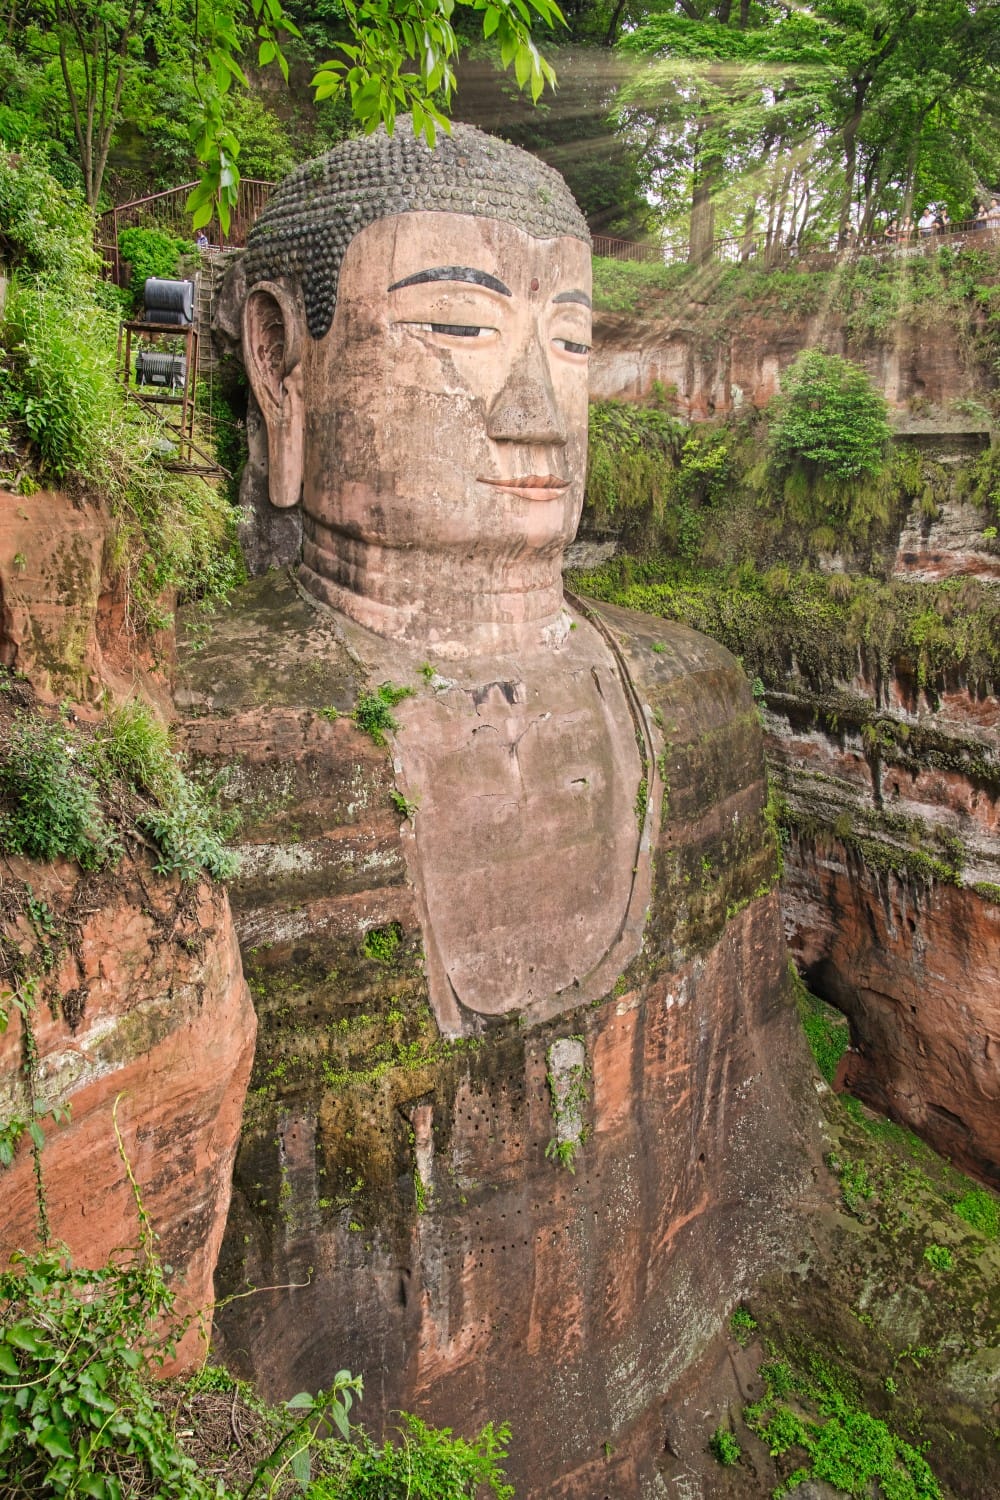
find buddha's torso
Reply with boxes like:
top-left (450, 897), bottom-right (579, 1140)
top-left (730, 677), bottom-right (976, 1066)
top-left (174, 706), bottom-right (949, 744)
top-left (343, 603), bottom-right (651, 1030)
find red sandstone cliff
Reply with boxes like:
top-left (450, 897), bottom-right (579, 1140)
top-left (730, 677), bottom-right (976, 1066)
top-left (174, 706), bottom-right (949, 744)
top-left (0, 488), bottom-right (256, 1372)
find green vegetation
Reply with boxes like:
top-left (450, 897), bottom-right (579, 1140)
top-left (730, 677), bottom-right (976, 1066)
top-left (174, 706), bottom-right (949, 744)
top-left (362, 922), bottom-right (403, 967)
top-left (792, 968), bottom-right (850, 1085)
top-left (586, 398), bottom-right (684, 519)
top-left (768, 351), bottom-right (891, 483)
top-left (544, 1039), bottom-right (590, 1174)
top-left (0, 717), bottom-right (120, 870)
top-left (744, 1351), bottom-right (941, 1499)
top-left (708, 1426), bottom-right (742, 1465)
top-left (352, 684), bottom-right (415, 747)
top-left (585, 383), bottom-right (921, 578)
top-left (0, 1235), bottom-right (512, 1500)
top-left (591, 245), bottom-right (1000, 381)
top-left (952, 1187), bottom-right (999, 1239)
top-left (2, 0), bottom-right (562, 227)
top-left (729, 1306), bottom-right (758, 1347)
top-left (922, 1244), bottom-right (953, 1272)
top-left (573, 548), bottom-right (1000, 702)
top-left (389, 789), bottom-right (419, 821)
top-left (0, 149), bottom-right (242, 634)
top-left (0, 1244), bottom-right (221, 1500)
top-left (310, 1414), bottom-right (513, 1499)
top-left (0, 696), bottom-right (238, 882)
top-left (116, 227), bottom-right (188, 310)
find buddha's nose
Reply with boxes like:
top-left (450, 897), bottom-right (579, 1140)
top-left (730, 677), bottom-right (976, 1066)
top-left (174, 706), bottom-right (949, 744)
top-left (486, 340), bottom-right (566, 446)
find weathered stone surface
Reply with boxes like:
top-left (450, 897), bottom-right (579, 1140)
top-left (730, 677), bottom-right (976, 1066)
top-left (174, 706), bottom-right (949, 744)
top-left (768, 677), bottom-right (1000, 1181)
top-left (0, 488), bottom-right (171, 709)
top-left (590, 304), bottom-right (988, 420)
top-left (784, 828), bottom-right (1000, 1187)
top-left (0, 855), bottom-right (255, 1371)
top-left (895, 497), bottom-right (1000, 583)
top-left (177, 577), bottom-right (819, 1495)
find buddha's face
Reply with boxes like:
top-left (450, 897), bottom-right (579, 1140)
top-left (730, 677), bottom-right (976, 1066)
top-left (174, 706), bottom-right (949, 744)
top-left (299, 211), bottom-right (592, 562)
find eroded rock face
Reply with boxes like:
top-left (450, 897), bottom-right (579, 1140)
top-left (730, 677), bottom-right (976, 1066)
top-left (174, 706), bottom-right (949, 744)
top-left (0, 855), bottom-right (255, 1370)
top-left (787, 831), bottom-right (1000, 1185)
top-left (0, 489), bottom-right (171, 709)
top-left (590, 304), bottom-right (988, 421)
top-left (178, 575), bottom-right (819, 1495)
top-left (767, 675), bottom-right (1000, 1183)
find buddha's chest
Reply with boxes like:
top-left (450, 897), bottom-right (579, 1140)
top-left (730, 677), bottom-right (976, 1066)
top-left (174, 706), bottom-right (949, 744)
top-left (393, 642), bottom-right (644, 1021)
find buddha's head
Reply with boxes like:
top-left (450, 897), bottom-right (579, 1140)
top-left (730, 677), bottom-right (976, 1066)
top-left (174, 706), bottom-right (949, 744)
top-left (242, 123), bottom-right (592, 656)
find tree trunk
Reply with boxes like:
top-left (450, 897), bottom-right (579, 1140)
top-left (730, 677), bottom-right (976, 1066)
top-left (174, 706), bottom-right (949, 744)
top-left (688, 103), bottom-right (723, 266)
top-left (838, 83), bottom-right (867, 246)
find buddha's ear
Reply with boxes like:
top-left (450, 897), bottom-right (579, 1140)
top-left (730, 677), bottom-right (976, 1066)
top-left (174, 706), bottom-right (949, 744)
top-left (243, 282), bottom-right (304, 510)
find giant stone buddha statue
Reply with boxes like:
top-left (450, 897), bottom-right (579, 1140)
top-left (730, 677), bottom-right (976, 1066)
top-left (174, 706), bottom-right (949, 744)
top-left (241, 124), bottom-right (650, 1032)
top-left (200, 122), bottom-right (815, 1495)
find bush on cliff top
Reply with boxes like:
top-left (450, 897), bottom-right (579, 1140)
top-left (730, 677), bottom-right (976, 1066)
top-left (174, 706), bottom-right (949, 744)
top-left (767, 350), bottom-right (892, 483)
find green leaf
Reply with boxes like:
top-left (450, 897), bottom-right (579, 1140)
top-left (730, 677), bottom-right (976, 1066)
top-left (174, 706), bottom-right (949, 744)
top-left (290, 1443), bottom-right (311, 1485)
top-left (78, 1476), bottom-right (111, 1499)
top-left (0, 1344), bottom-right (20, 1378)
top-left (286, 1391), bottom-right (315, 1411)
top-left (483, 6), bottom-right (500, 39)
top-left (5, 1324), bottom-right (40, 1354)
top-left (38, 1424), bottom-right (74, 1459)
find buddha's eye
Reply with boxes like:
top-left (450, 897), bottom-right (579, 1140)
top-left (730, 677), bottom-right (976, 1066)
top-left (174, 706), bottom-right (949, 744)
top-left (407, 322), bottom-right (496, 339)
top-left (553, 337), bottom-right (591, 356)
top-left (432, 323), bottom-right (487, 337)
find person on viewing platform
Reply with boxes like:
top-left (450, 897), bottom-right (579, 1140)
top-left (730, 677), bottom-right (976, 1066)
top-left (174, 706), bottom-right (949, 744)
top-left (974, 202), bottom-right (989, 230)
top-left (918, 208), bottom-right (935, 237)
top-left (988, 197), bottom-right (1000, 229)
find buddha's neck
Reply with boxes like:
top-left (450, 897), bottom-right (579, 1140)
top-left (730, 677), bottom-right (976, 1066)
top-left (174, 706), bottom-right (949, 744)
top-left (299, 528), bottom-right (570, 659)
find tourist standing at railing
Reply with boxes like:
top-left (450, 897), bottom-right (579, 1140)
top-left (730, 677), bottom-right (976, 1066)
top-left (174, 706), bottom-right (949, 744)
top-left (934, 210), bottom-right (949, 235)
top-left (900, 215), bottom-right (914, 242)
top-left (918, 207), bottom-right (935, 237)
top-left (988, 197), bottom-right (1000, 231)
top-left (973, 202), bottom-right (988, 231)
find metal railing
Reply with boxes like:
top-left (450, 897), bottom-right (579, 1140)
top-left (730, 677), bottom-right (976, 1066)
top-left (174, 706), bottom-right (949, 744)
top-left (97, 178), bottom-right (276, 284)
top-left (98, 181), bottom-right (1000, 285)
top-left (594, 217), bottom-right (1000, 270)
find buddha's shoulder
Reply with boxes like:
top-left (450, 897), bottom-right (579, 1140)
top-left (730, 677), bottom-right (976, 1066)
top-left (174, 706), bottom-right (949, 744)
top-left (571, 594), bottom-right (754, 728)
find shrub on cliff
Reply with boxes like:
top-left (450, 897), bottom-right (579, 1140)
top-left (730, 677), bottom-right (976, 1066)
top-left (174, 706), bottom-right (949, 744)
top-left (767, 351), bottom-right (891, 483)
top-left (116, 226), bottom-right (189, 313)
top-left (0, 696), bottom-right (239, 882)
top-left (0, 144), bottom-right (100, 297)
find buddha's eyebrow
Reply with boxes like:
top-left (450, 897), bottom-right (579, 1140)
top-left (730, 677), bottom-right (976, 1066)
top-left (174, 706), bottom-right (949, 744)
top-left (553, 289), bottom-right (592, 308)
top-left (388, 266), bottom-right (511, 296)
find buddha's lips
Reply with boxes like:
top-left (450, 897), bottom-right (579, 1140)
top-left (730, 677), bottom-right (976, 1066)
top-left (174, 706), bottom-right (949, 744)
top-left (480, 475), bottom-right (569, 497)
